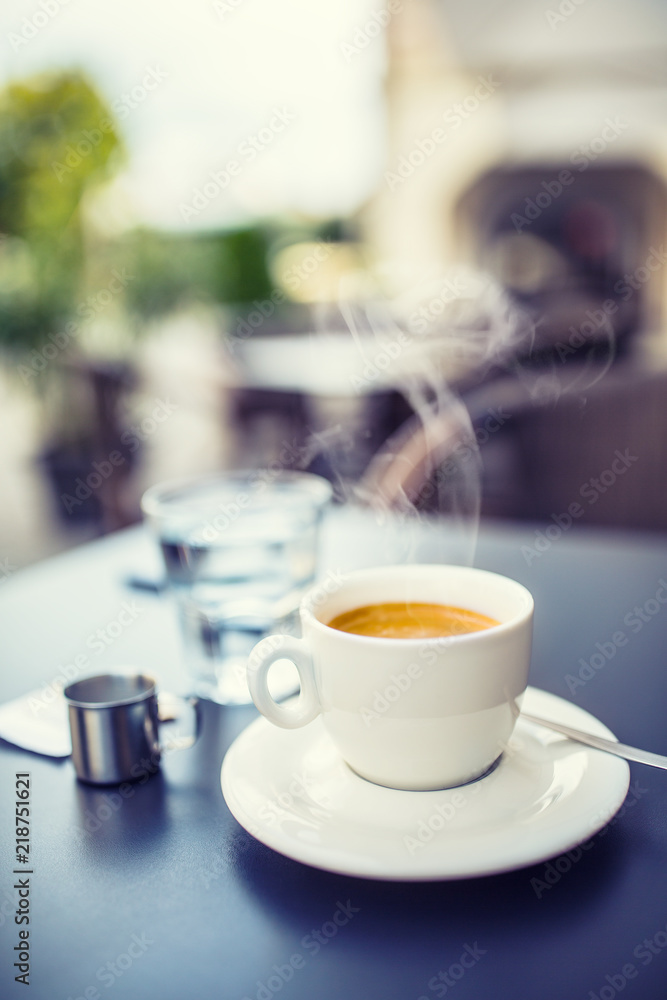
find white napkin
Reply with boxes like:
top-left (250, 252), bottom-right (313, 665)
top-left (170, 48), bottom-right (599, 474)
top-left (0, 690), bottom-right (71, 757)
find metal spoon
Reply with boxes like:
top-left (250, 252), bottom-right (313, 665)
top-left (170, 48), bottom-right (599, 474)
top-left (521, 712), bottom-right (667, 770)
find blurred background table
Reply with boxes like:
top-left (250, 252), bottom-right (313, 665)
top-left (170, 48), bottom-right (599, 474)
top-left (1, 509), bottom-right (667, 999)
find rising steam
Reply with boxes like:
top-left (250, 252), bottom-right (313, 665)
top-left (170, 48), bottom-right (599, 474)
top-left (331, 266), bottom-right (523, 567)
top-left (301, 263), bottom-right (616, 568)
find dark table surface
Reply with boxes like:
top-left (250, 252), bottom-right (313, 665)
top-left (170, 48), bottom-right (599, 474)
top-left (1, 510), bottom-right (667, 1000)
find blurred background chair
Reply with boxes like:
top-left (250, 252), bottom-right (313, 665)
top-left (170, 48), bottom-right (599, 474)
top-left (362, 358), bottom-right (667, 531)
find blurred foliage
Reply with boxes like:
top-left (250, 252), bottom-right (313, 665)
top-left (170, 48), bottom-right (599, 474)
top-left (115, 227), bottom-right (275, 320)
top-left (109, 219), bottom-right (344, 322)
top-left (0, 69), bottom-right (345, 355)
top-left (0, 71), bottom-right (123, 348)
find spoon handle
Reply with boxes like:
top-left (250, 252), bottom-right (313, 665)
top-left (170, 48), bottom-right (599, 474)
top-left (521, 712), bottom-right (667, 770)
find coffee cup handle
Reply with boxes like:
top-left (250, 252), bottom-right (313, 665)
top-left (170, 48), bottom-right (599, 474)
top-left (247, 635), bottom-right (320, 729)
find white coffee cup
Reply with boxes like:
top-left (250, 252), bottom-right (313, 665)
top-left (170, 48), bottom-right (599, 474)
top-left (247, 564), bottom-right (534, 790)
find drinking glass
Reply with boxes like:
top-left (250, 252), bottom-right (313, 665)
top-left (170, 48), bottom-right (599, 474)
top-left (142, 470), bottom-right (332, 704)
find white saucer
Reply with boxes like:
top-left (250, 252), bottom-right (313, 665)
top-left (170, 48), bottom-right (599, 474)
top-left (220, 687), bottom-right (630, 881)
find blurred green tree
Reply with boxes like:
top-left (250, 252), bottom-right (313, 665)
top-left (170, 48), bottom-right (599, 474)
top-left (0, 71), bottom-right (123, 348)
